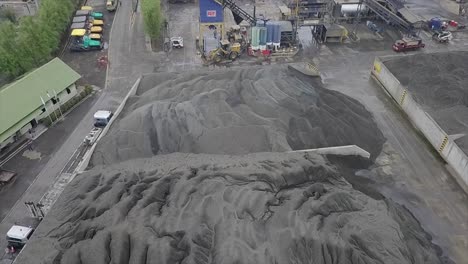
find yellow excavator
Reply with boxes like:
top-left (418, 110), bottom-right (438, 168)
top-left (207, 40), bottom-right (241, 63)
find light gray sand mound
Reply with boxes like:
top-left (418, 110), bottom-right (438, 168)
top-left (383, 51), bottom-right (468, 153)
top-left (91, 65), bottom-right (384, 166)
top-left (15, 153), bottom-right (445, 264)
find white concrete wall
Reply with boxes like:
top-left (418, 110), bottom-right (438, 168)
top-left (372, 57), bottom-right (468, 191)
top-left (76, 77), bottom-right (141, 173)
top-left (288, 145), bottom-right (371, 159)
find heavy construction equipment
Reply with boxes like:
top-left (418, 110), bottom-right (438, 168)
top-left (226, 25), bottom-right (247, 46)
top-left (207, 40), bottom-right (241, 63)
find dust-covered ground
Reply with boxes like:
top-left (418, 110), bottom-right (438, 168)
top-left (15, 153), bottom-right (448, 264)
top-left (91, 65), bottom-right (385, 166)
top-left (383, 51), bottom-right (468, 154)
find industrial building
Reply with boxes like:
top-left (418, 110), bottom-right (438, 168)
top-left (0, 58), bottom-right (81, 150)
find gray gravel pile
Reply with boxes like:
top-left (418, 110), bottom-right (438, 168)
top-left (91, 65), bottom-right (384, 165)
top-left (384, 51), bottom-right (468, 153)
top-left (15, 153), bottom-right (446, 264)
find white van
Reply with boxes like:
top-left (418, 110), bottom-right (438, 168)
top-left (94, 110), bottom-right (113, 127)
top-left (6, 225), bottom-right (34, 248)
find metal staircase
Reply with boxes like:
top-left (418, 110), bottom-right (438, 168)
top-left (215, 0), bottom-right (256, 25)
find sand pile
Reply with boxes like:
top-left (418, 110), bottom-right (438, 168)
top-left (384, 51), bottom-right (468, 152)
top-left (91, 65), bottom-right (384, 166)
top-left (15, 153), bottom-right (445, 264)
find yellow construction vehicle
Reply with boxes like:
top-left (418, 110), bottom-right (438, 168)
top-left (207, 40), bottom-right (241, 63)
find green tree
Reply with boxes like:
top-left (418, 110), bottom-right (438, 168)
top-left (17, 16), bottom-right (55, 66)
top-left (0, 0), bottom-right (82, 79)
top-left (0, 22), bottom-right (29, 77)
top-left (141, 0), bottom-right (163, 40)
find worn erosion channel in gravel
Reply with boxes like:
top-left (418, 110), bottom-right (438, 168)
top-left (15, 65), bottom-right (450, 264)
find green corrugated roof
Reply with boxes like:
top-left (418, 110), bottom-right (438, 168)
top-left (0, 58), bottom-right (81, 138)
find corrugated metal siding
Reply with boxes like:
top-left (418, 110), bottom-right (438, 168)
top-left (199, 0), bottom-right (224, 23)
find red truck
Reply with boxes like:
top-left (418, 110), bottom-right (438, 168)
top-left (392, 37), bottom-right (425, 52)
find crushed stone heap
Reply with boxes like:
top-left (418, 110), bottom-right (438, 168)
top-left (384, 51), bottom-right (468, 153)
top-left (16, 153), bottom-right (445, 264)
top-left (91, 65), bottom-right (385, 166)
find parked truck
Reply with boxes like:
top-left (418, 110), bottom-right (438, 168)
top-left (392, 37), bottom-right (425, 52)
top-left (5, 217), bottom-right (40, 252)
top-left (70, 35), bottom-right (104, 51)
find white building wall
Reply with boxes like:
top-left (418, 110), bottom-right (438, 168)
top-left (0, 84), bottom-right (78, 150)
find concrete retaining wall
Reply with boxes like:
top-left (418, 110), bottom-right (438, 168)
top-left (76, 77), bottom-right (141, 173)
top-left (372, 57), bottom-right (468, 192)
top-left (288, 145), bottom-right (371, 159)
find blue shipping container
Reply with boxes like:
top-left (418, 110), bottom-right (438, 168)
top-left (200, 0), bottom-right (224, 23)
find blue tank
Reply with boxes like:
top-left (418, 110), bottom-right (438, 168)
top-left (266, 23), bottom-right (274, 45)
top-left (273, 23), bottom-right (281, 45)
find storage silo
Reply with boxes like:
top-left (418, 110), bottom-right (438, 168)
top-left (266, 22), bottom-right (274, 45)
top-left (251, 27), bottom-right (260, 50)
top-left (259, 27), bottom-right (267, 50)
top-left (273, 23), bottom-right (281, 48)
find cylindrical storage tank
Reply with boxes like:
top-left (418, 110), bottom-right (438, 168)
top-left (273, 23), bottom-right (281, 47)
top-left (259, 27), bottom-right (267, 50)
top-left (266, 22), bottom-right (274, 45)
top-left (341, 4), bottom-right (368, 16)
top-left (251, 27), bottom-right (259, 49)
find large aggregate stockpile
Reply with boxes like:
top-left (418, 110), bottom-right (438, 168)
top-left (384, 51), bottom-right (468, 153)
top-left (91, 65), bottom-right (385, 165)
top-left (14, 65), bottom-right (449, 264)
top-left (17, 153), bottom-right (446, 264)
